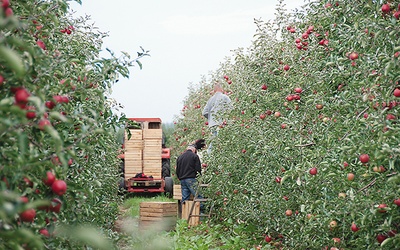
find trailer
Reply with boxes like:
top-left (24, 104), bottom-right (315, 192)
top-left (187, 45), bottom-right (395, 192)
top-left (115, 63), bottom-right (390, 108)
top-left (119, 118), bottom-right (173, 194)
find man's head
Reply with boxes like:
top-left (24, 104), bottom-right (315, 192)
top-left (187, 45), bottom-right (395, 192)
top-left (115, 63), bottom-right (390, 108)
top-left (186, 145), bottom-right (197, 153)
top-left (214, 83), bottom-right (223, 93)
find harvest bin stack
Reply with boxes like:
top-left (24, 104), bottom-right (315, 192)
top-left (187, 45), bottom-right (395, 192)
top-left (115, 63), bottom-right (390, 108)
top-left (124, 120), bottom-right (162, 180)
top-left (139, 202), bottom-right (177, 231)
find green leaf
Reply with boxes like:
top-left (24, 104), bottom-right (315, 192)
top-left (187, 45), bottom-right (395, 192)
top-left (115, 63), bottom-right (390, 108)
top-left (17, 131), bottom-right (28, 157)
top-left (136, 60), bottom-right (143, 70)
top-left (0, 46), bottom-right (26, 76)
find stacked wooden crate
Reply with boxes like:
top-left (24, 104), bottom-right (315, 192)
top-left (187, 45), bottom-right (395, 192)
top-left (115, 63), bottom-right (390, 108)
top-left (142, 124), bottom-right (162, 178)
top-left (173, 185), bottom-right (182, 200)
top-left (139, 201), bottom-right (177, 231)
top-left (124, 129), bottom-right (143, 180)
top-left (181, 201), bottom-right (200, 226)
top-left (124, 120), bottom-right (162, 179)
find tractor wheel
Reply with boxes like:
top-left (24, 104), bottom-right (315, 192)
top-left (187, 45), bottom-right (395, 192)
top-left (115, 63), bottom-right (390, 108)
top-left (162, 158), bottom-right (170, 178)
top-left (118, 177), bottom-right (126, 195)
top-left (164, 177), bottom-right (173, 196)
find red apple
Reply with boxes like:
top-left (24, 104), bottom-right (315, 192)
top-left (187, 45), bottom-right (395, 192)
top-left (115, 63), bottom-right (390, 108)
top-left (376, 234), bottom-right (387, 244)
top-left (294, 87), bottom-right (302, 93)
top-left (23, 177), bottom-right (33, 187)
top-left (285, 209), bottom-right (293, 216)
top-left (25, 107), bottom-right (36, 119)
top-left (43, 171), bottom-right (56, 186)
top-left (2, 0), bottom-right (10, 9)
top-left (4, 7), bottom-right (12, 16)
top-left (309, 167), bottom-right (317, 175)
top-left (261, 84), bottom-right (267, 90)
top-left (20, 196), bottom-right (29, 203)
top-left (39, 228), bottom-right (50, 237)
top-left (265, 235), bottom-right (272, 243)
top-left (51, 180), bottom-right (67, 196)
top-left (38, 119), bottom-right (51, 130)
top-left (394, 198), bottom-right (400, 206)
top-left (316, 104), bottom-right (323, 110)
top-left (382, 3), bottom-right (391, 14)
top-left (15, 88), bottom-right (30, 104)
top-left (377, 203), bottom-right (387, 213)
top-left (388, 229), bottom-right (397, 237)
top-left (347, 173), bottom-right (355, 181)
top-left (274, 111), bottom-right (281, 118)
top-left (20, 209), bottom-right (36, 222)
top-left (349, 52), bottom-right (358, 60)
top-left (351, 223), bottom-right (359, 232)
top-left (49, 198), bottom-right (62, 213)
top-left (275, 176), bottom-right (282, 183)
top-left (0, 74), bottom-right (4, 85)
top-left (259, 113), bottom-right (266, 120)
top-left (386, 114), bottom-right (396, 120)
top-left (359, 154), bottom-right (369, 163)
top-left (36, 40), bottom-right (46, 50)
top-left (283, 65), bottom-right (290, 71)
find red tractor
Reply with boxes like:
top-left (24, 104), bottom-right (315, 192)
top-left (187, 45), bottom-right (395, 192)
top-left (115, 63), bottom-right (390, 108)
top-left (118, 118), bottom-right (173, 194)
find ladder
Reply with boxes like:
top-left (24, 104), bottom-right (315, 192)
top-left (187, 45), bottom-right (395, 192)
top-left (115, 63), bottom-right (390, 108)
top-left (187, 182), bottom-right (213, 224)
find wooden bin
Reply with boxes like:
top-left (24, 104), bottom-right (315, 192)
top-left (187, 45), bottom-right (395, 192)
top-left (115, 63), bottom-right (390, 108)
top-left (181, 201), bottom-right (200, 226)
top-left (173, 185), bottom-right (182, 200)
top-left (139, 202), bottom-right (177, 231)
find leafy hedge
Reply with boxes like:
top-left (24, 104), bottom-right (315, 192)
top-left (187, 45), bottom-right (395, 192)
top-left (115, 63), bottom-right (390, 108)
top-left (171, 1), bottom-right (400, 249)
top-left (0, 1), bottom-right (145, 249)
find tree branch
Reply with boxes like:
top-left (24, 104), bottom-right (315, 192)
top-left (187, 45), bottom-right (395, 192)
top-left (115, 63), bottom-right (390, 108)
top-left (295, 142), bottom-right (315, 147)
top-left (358, 178), bottom-right (376, 193)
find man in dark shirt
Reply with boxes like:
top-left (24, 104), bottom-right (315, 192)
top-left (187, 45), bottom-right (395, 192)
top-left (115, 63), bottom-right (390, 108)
top-left (176, 145), bottom-right (202, 204)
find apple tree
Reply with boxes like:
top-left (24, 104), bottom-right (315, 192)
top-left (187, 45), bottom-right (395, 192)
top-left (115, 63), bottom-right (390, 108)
top-left (0, 0), bottom-right (147, 249)
top-left (172, 0), bottom-right (400, 249)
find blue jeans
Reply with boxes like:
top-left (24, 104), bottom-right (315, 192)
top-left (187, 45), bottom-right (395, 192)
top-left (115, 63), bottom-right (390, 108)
top-left (180, 178), bottom-right (199, 203)
top-left (180, 178), bottom-right (204, 211)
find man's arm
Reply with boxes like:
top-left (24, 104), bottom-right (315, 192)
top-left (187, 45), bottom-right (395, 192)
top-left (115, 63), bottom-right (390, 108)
top-left (202, 102), bottom-right (209, 119)
top-left (202, 96), bottom-right (214, 119)
top-left (194, 155), bottom-right (202, 175)
top-left (175, 156), bottom-right (181, 179)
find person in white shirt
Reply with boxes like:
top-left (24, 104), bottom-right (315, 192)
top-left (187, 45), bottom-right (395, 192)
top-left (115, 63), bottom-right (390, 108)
top-left (202, 83), bottom-right (232, 153)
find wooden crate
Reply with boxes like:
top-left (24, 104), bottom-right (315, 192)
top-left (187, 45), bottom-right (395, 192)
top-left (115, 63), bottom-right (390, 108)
top-left (143, 159), bottom-right (161, 178)
top-left (143, 146), bottom-right (161, 159)
top-left (181, 201), bottom-right (200, 226)
top-left (173, 185), bottom-right (182, 200)
top-left (143, 139), bottom-right (162, 147)
top-left (125, 141), bottom-right (143, 149)
top-left (139, 202), bottom-right (177, 231)
top-left (124, 149), bottom-right (143, 179)
top-left (143, 129), bottom-right (162, 139)
top-left (125, 129), bottom-right (143, 140)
